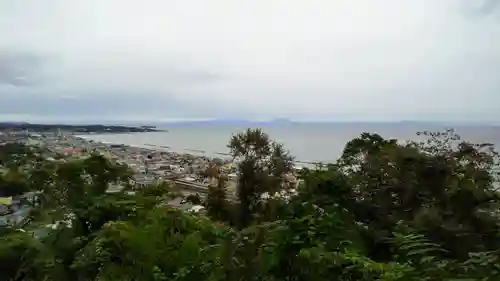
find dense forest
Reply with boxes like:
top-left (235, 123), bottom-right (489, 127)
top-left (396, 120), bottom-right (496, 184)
top-left (1, 128), bottom-right (500, 280)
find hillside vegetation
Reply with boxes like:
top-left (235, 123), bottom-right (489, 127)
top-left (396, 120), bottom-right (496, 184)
top-left (1, 128), bottom-right (500, 281)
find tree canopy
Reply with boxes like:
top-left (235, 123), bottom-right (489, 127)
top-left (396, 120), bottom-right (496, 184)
top-left (1, 128), bottom-right (500, 280)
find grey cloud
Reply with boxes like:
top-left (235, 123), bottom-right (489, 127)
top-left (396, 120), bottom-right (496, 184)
top-left (0, 0), bottom-right (499, 122)
top-left (0, 89), bottom-right (249, 121)
top-left (2, 94), bottom-right (171, 117)
top-left (460, 0), bottom-right (500, 19)
top-left (0, 51), bottom-right (46, 87)
top-left (480, 0), bottom-right (500, 15)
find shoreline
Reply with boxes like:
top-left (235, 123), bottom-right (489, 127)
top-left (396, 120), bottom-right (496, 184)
top-left (67, 135), bottom-right (306, 194)
top-left (76, 134), bottom-right (319, 168)
top-left (67, 135), bottom-right (244, 195)
top-left (77, 135), bottom-right (233, 161)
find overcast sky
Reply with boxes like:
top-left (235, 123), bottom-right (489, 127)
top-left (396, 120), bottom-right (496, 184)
top-left (1, 0), bottom-right (499, 123)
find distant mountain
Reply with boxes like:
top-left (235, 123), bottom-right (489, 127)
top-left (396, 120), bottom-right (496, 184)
top-left (0, 121), bottom-right (29, 126)
top-left (264, 118), bottom-right (293, 124)
top-left (158, 119), bottom-right (252, 126)
top-left (158, 118), bottom-right (296, 126)
top-left (135, 119), bottom-right (500, 128)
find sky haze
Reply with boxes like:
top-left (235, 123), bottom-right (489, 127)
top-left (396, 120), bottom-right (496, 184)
top-left (1, 0), bottom-right (499, 123)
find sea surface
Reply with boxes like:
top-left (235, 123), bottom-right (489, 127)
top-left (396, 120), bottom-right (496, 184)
top-left (80, 123), bottom-right (500, 164)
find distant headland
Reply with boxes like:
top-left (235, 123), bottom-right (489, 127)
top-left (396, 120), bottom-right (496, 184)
top-left (0, 122), bottom-right (163, 134)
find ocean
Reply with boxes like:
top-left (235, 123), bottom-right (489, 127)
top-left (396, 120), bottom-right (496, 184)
top-left (81, 123), bottom-right (500, 164)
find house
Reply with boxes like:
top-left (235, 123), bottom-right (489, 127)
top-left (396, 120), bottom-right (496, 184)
top-left (0, 206), bottom-right (29, 226)
top-left (0, 196), bottom-right (12, 206)
top-left (20, 191), bottom-right (41, 204)
top-left (0, 191), bottom-right (42, 225)
top-left (0, 197), bottom-right (12, 215)
top-left (188, 205), bottom-right (205, 213)
top-left (60, 147), bottom-right (82, 156)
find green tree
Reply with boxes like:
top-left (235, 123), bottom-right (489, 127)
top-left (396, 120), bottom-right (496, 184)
top-left (306, 129), bottom-right (500, 261)
top-left (206, 174), bottom-right (230, 222)
top-left (0, 167), bottom-right (31, 197)
top-left (0, 230), bottom-right (41, 281)
top-left (228, 128), bottom-right (294, 228)
top-left (0, 143), bottom-right (34, 167)
top-left (2, 128), bottom-right (500, 281)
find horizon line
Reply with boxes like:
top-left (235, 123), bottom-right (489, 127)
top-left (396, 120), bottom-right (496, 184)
top-left (1, 118), bottom-right (499, 126)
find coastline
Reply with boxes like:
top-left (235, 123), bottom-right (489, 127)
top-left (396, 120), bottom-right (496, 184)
top-left (77, 134), bottom-right (319, 168)
top-left (0, 122), bottom-right (165, 134)
top-left (77, 135), bottom-right (233, 161)
top-left (68, 134), bottom-right (305, 196)
top-left (68, 135), bottom-right (244, 196)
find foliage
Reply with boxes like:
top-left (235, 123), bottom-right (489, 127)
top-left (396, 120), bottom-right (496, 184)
top-left (0, 143), bottom-right (36, 167)
top-left (206, 175), bottom-right (230, 222)
top-left (1, 128), bottom-right (500, 280)
top-left (0, 230), bottom-right (41, 281)
top-left (228, 128), bottom-right (294, 228)
top-left (0, 143), bottom-right (40, 197)
top-left (185, 193), bottom-right (203, 205)
top-left (0, 167), bottom-right (31, 197)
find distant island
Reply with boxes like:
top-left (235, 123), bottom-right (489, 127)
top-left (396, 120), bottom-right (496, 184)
top-left (0, 122), bottom-right (163, 134)
top-left (154, 119), bottom-right (500, 128)
top-left (156, 118), bottom-right (296, 126)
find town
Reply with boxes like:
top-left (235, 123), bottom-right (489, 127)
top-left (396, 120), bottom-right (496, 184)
top-left (0, 128), bottom-right (301, 224)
